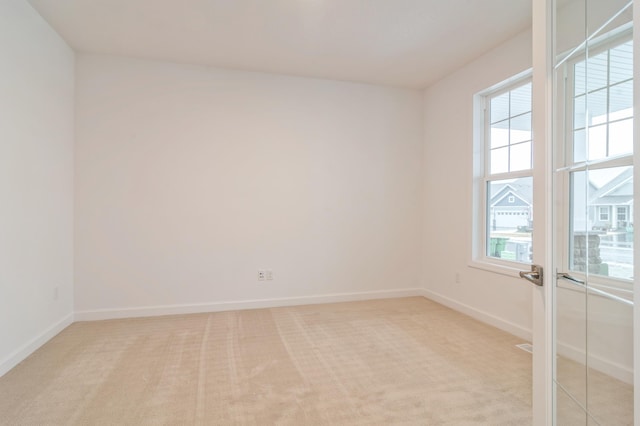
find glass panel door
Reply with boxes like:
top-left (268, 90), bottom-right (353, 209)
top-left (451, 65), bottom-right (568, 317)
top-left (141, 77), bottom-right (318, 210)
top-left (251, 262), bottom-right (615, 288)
top-left (553, 0), bottom-right (634, 423)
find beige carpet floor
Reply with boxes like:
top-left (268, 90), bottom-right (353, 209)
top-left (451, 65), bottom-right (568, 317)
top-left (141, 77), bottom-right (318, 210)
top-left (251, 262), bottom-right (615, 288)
top-left (0, 297), bottom-right (533, 425)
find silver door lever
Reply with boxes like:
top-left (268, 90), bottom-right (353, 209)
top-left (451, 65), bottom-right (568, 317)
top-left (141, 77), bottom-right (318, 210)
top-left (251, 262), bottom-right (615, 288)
top-left (519, 264), bottom-right (543, 286)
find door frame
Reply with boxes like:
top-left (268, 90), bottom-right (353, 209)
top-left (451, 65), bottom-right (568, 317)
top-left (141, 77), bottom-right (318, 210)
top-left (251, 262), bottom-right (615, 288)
top-left (531, 0), bottom-right (555, 424)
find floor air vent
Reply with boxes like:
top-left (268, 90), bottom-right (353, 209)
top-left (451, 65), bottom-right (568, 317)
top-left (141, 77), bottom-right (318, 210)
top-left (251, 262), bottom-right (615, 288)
top-left (516, 343), bottom-right (533, 353)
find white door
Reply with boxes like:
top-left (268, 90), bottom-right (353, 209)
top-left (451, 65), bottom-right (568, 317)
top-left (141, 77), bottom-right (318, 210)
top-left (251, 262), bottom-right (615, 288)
top-left (531, 0), bottom-right (638, 424)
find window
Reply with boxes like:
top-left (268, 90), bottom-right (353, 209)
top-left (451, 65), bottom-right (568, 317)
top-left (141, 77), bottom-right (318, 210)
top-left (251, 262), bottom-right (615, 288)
top-left (564, 35), bottom-right (634, 281)
top-left (617, 206), bottom-right (627, 222)
top-left (572, 41), bottom-right (633, 162)
top-left (488, 83), bottom-right (533, 174)
top-left (474, 75), bottom-right (533, 269)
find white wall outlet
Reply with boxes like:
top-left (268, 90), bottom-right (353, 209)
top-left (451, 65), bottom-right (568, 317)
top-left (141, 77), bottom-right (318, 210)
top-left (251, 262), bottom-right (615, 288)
top-left (258, 270), bottom-right (266, 281)
top-left (266, 270), bottom-right (273, 280)
top-left (53, 286), bottom-right (59, 300)
top-left (455, 273), bottom-right (461, 284)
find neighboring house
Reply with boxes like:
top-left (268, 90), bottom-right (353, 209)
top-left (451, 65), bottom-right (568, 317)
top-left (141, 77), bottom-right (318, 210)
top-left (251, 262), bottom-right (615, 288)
top-left (490, 171), bottom-right (634, 233)
top-left (489, 178), bottom-right (533, 232)
top-left (589, 168), bottom-right (634, 231)
top-left (487, 171), bottom-right (633, 276)
top-left (488, 179), bottom-right (533, 263)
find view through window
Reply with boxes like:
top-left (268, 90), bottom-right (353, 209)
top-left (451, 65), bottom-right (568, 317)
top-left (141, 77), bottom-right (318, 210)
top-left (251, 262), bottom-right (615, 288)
top-left (569, 39), bottom-right (634, 280)
top-left (484, 81), bottom-right (533, 264)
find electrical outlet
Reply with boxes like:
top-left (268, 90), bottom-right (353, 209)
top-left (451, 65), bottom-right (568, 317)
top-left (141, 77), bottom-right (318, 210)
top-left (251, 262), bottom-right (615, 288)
top-left (258, 270), bottom-right (266, 281)
top-left (455, 273), bottom-right (461, 284)
top-left (53, 287), bottom-right (59, 300)
top-left (266, 270), bottom-right (273, 280)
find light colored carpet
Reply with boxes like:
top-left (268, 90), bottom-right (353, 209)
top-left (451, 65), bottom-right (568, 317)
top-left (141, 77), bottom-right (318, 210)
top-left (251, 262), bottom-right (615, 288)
top-left (0, 297), bottom-right (533, 425)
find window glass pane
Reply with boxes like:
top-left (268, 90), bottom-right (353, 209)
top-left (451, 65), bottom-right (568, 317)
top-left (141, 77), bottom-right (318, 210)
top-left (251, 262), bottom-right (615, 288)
top-left (609, 118), bottom-right (633, 157)
top-left (586, 52), bottom-right (608, 92)
top-left (587, 88), bottom-right (607, 126)
top-left (490, 120), bottom-right (509, 148)
top-left (575, 61), bottom-right (587, 96)
top-left (491, 92), bottom-right (510, 124)
top-left (587, 166), bottom-right (634, 280)
top-left (490, 147), bottom-right (509, 174)
top-left (488, 81), bottom-right (532, 176)
top-left (573, 129), bottom-right (587, 163)
top-left (609, 41), bottom-right (633, 84)
top-left (569, 171), bottom-right (592, 275)
top-left (588, 124), bottom-right (607, 160)
top-left (510, 142), bottom-right (532, 172)
top-left (574, 95), bottom-right (586, 129)
top-left (511, 112), bottom-right (532, 144)
top-left (609, 80), bottom-right (633, 121)
top-left (487, 177), bottom-right (533, 262)
top-left (511, 83), bottom-right (532, 116)
top-left (572, 39), bottom-right (634, 164)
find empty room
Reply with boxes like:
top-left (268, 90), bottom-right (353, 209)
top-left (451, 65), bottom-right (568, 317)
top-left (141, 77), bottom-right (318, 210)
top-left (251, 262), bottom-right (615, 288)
top-left (0, 0), bottom-right (638, 424)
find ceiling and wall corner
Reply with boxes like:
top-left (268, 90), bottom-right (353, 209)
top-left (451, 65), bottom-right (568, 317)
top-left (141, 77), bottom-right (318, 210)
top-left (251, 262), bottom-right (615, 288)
top-left (26, 0), bottom-right (531, 89)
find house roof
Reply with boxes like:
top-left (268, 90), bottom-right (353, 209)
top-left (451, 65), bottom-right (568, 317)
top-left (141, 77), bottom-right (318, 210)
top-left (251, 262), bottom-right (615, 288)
top-left (490, 170), bottom-right (633, 209)
top-left (589, 168), bottom-right (633, 205)
top-left (490, 178), bottom-right (533, 207)
top-left (592, 195), bottom-right (633, 205)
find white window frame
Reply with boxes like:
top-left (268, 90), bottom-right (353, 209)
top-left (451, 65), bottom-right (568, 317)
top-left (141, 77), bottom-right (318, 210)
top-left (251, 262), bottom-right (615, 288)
top-left (556, 29), bottom-right (634, 292)
top-left (471, 70), bottom-right (533, 276)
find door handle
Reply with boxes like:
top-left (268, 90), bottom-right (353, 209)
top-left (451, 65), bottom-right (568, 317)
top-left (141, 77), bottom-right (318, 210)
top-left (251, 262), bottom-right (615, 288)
top-left (555, 272), bottom-right (584, 285)
top-left (519, 264), bottom-right (543, 286)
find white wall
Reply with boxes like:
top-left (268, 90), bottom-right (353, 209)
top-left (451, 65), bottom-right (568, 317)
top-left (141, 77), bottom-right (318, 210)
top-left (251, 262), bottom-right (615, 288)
top-left (0, 0), bottom-right (75, 376)
top-left (75, 55), bottom-right (424, 318)
top-left (422, 30), bottom-right (534, 339)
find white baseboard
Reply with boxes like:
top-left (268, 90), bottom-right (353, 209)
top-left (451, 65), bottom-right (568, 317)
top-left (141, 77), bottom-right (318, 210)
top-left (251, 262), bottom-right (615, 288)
top-left (74, 288), bottom-right (425, 321)
top-left (0, 312), bottom-right (74, 378)
top-left (421, 289), bottom-right (532, 341)
top-left (557, 341), bottom-right (633, 385)
top-left (422, 289), bottom-right (633, 385)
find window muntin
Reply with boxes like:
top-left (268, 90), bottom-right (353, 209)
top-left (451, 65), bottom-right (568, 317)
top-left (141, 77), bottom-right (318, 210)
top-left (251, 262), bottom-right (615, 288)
top-left (483, 80), bottom-right (533, 264)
